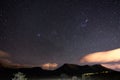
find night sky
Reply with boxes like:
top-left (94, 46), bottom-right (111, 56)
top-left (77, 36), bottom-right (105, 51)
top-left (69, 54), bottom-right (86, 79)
top-left (0, 0), bottom-right (120, 67)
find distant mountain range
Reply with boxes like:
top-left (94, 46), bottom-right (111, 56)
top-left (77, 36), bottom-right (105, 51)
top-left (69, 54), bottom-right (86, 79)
top-left (0, 63), bottom-right (118, 79)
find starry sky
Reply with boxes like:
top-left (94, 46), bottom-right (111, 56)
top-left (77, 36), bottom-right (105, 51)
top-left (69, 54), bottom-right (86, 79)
top-left (0, 0), bottom-right (120, 67)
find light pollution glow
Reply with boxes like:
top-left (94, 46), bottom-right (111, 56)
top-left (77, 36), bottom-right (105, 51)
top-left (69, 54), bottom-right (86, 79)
top-left (80, 48), bottom-right (120, 71)
top-left (41, 63), bottom-right (58, 70)
top-left (0, 50), bottom-right (58, 69)
top-left (1, 48), bottom-right (120, 71)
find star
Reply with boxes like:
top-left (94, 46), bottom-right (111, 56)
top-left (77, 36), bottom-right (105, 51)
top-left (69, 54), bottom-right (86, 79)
top-left (37, 33), bottom-right (41, 37)
top-left (80, 18), bottom-right (89, 27)
top-left (85, 19), bottom-right (88, 23)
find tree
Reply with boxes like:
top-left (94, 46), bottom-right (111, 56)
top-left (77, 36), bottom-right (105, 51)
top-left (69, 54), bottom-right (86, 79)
top-left (12, 72), bottom-right (28, 80)
top-left (72, 76), bottom-right (78, 80)
top-left (60, 73), bottom-right (68, 80)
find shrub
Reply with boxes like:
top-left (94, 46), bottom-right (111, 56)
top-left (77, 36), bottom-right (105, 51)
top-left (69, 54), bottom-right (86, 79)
top-left (12, 72), bottom-right (28, 80)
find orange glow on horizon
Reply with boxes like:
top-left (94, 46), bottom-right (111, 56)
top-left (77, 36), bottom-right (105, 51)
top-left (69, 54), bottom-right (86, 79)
top-left (41, 63), bottom-right (58, 70)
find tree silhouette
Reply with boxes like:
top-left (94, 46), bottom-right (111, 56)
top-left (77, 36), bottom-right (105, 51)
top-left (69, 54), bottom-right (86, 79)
top-left (12, 72), bottom-right (28, 80)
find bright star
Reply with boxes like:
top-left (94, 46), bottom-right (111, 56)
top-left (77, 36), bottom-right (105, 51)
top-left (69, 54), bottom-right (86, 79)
top-left (37, 33), bottom-right (41, 37)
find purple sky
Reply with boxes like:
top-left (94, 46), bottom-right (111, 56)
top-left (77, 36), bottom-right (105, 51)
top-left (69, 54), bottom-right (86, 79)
top-left (0, 0), bottom-right (120, 66)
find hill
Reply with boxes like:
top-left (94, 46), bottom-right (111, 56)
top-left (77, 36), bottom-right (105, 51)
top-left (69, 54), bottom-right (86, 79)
top-left (0, 63), bottom-right (117, 79)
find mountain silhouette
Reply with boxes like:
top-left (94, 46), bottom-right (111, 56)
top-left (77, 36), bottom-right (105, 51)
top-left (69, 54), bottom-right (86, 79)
top-left (54, 64), bottom-right (114, 76)
top-left (0, 63), bottom-right (117, 79)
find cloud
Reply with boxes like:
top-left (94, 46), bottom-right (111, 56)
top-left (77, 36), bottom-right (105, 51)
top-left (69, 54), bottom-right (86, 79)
top-left (101, 63), bottom-right (120, 71)
top-left (0, 50), bottom-right (12, 67)
top-left (80, 48), bottom-right (120, 64)
top-left (0, 50), bottom-right (32, 68)
top-left (79, 48), bottom-right (120, 71)
top-left (0, 58), bottom-right (33, 68)
top-left (0, 50), bottom-right (10, 58)
top-left (0, 50), bottom-right (59, 69)
top-left (0, 59), bottom-right (12, 67)
top-left (9, 63), bottom-right (34, 68)
top-left (41, 63), bottom-right (58, 70)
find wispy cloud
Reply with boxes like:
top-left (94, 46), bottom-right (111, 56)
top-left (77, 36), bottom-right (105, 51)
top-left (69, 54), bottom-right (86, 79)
top-left (0, 50), bottom-right (32, 68)
top-left (0, 50), bottom-right (10, 58)
top-left (0, 50), bottom-right (58, 69)
top-left (101, 63), bottom-right (120, 71)
top-left (80, 48), bottom-right (120, 71)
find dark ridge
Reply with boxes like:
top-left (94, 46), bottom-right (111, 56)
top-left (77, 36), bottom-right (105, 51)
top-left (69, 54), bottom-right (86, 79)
top-left (0, 63), bottom-right (118, 79)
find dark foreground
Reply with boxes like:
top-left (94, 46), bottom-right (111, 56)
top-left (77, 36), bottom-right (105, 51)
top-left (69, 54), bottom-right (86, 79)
top-left (0, 64), bottom-right (120, 80)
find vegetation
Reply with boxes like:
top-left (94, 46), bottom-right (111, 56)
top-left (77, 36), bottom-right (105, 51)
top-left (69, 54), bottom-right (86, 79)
top-left (12, 72), bottom-right (28, 80)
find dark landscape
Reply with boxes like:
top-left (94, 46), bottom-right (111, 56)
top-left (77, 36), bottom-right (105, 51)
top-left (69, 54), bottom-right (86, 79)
top-left (0, 63), bottom-right (120, 80)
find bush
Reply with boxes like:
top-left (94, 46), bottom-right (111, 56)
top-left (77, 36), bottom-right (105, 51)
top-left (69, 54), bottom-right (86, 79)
top-left (12, 72), bottom-right (28, 80)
